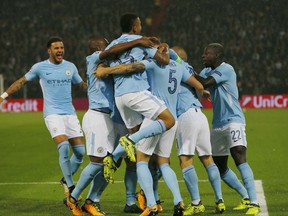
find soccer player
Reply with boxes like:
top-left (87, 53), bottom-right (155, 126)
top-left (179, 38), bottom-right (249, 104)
top-left (95, 43), bottom-right (207, 216)
top-left (64, 35), bottom-right (155, 216)
top-left (0, 36), bottom-right (86, 201)
top-left (172, 46), bottom-right (225, 215)
top-left (195, 43), bottom-right (261, 215)
top-left (102, 13), bottom-right (174, 182)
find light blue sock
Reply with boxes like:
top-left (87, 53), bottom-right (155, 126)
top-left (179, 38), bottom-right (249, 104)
top-left (70, 145), bottom-right (85, 175)
top-left (87, 170), bottom-right (108, 202)
top-left (206, 163), bottom-right (223, 201)
top-left (129, 120), bottom-right (166, 143)
top-left (136, 161), bottom-right (156, 208)
top-left (238, 163), bottom-right (258, 204)
top-left (57, 141), bottom-right (73, 187)
top-left (183, 165), bottom-right (200, 201)
top-left (160, 163), bottom-right (182, 205)
top-left (150, 168), bottom-right (160, 201)
top-left (71, 162), bottom-right (103, 200)
top-left (221, 168), bottom-right (249, 198)
top-left (112, 144), bottom-right (126, 163)
top-left (125, 168), bottom-right (138, 205)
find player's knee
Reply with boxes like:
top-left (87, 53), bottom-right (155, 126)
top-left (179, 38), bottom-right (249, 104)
top-left (57, 141), bottom-right (70, 159)
top-left (200, 155), bottom-right (214, 168)
top-left (72, 144), bottom-right (85, 160)
top-left (218, 165), bottom-right (229, 175)
top-left (158, 109), bottom-right (175, 130)
top-left (213, 158), bottom-right (228, 175)
top-left (230, 146), bottom-right (247, 166)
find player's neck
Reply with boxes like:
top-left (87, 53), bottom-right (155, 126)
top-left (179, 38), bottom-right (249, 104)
top-left (49, 58), bottom-right (63, 65)
top-left (212, 61), bottom-right (223, 69)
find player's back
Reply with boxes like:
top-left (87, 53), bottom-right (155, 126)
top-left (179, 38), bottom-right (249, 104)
top-left (143, 59), bottom-right (191, 118)
top-left (176, 60), bottom-right (202, 117)
top-left (86, 51), bottom-right (113, 112)
top-left (106, 34), bottom-right (157, 97)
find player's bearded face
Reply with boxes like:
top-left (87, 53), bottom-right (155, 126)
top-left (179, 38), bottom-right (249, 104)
top-left (49, 42), bottom-right (64, 64)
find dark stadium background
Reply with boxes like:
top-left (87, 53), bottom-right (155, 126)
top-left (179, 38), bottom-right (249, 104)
top-left (1, 0), bottom-right (287, 99)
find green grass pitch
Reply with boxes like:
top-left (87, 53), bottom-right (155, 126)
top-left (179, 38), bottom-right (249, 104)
top-left (0, 109), bottom-right (287, 216)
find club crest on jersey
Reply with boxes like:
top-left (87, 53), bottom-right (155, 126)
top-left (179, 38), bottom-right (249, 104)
top-left (97, 147), bottom-right (104, 153)
top-left (66, 70), bottom-right (72, 76)
top-left (52, 127), bottom-right (57, 133)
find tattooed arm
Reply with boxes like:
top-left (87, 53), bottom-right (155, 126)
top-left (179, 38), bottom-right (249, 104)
top-left (95, 62), bottom-right (146, 79)
top-left (0, 76), bottom-right (28, 104)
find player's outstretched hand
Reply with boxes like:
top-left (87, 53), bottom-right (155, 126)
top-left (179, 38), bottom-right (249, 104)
top-left (148, 37), bottom-right (161, 45)
top-left (94, 64), bottom-right (109, 79)
top-left (203, 90), bottom-right (211, 102)
top-left (137, 37), bottom-right (154, 48)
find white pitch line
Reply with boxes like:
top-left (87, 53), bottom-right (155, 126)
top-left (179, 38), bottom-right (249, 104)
top-left (0, 179), bottom-right (269, 216)
top-left (255, 180), bottom-right (269, 216)
top-left (0, 179), bottom-right (207, 185)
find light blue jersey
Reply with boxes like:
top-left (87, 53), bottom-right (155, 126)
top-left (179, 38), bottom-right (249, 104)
top-left (86, 51), bottom-right (113, 113)
top-left (25, 59), bottom-right (82, 117)
top-left (106, 34), bottom-right (157, 97)
top-left (199, 62), bottom-right (245, 128)
top-left (176, 60), bottom-right (203, 117)
top-left (142, 59), bottom-right (191, 118)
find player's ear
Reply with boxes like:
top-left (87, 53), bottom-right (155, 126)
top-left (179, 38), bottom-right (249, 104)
top-left (132, 25), bottom-right (137, 33)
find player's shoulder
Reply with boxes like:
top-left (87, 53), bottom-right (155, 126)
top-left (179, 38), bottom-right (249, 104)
top-left (122, 34), bottom-right (142, 40)
top-left (199, 67), bottom-right (212, 77)
top-left (218, 62), bottom-right (234, 71)
top-left (87, 51), bottom-right (101, 60)
top-left (62, 59), bottom-right (78, 69)
top-left (181, 60), bottom-right (194, 71)
top-left (61, 59), bottom-right (74, 65)
top-left (31, 59), bottom-right (49, 69)
top-left (144, 58), bottom-right (156, 63)
top-left (142, 58), bottom-right (156, 68)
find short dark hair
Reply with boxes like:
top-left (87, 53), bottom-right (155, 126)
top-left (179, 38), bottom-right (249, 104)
top-left (88, 35), bottom-right (109, 51)
top-left (88, 35), bottom-right (109, 44)
top-left (207, 43), bottom-right (224, 59)
top-left (120, 13), bottom-right (138, 33)
top-left (47, 36), bottom-right (63, 48)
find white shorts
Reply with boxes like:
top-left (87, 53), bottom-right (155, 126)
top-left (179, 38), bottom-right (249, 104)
top-left (211, 122), bottom-right (247, 156)
top-left (82, 109), bottom-right (115, 157)
top-left (137, 118), bottom-right (177, 158)
top-left (115, 90), bottom-right (167, 129)
top-left (176, 108), bottom-right (211, 156)
top-left (44, 114), bottom-right (83, 139)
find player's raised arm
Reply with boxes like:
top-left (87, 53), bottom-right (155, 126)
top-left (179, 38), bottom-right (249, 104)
top-left (0, 76), bottom-right (28, 104)
top-left (100, 37), bottom-right (155, 60)
top-left (194, 73), bottom-right (216, 88)
top-left (95, 62), bottom-right (145, 79)
top-left (153, 43), bottom-right (170, 65)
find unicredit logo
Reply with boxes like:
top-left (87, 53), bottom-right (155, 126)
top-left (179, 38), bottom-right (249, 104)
top-left (241, 95), bottom-right (288, 108)
top-left (242, 97), bottom-right (252, 107)
top-left (0, 99), bottom-right (40, 112)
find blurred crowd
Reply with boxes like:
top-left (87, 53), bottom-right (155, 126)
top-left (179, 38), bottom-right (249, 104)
top-left (1, 0), bottom-right (287, 98)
